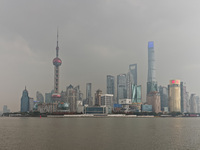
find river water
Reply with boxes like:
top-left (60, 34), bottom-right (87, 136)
top-left (0, 117), bottom-right (200, 150)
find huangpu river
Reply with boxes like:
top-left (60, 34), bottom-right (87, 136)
top-left (1, 117), bottom-right (200, 150)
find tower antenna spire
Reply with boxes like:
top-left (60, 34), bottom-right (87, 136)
top-left (56, 28), bottom-right (59, 57)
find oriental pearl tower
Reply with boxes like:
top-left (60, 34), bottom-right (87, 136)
top-left (52, 31), bottom-right (62, 101)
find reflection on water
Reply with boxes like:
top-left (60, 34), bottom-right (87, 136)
top-left (1, 117), bottom-right (200, 150)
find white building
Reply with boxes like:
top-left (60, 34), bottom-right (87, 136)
top-left (29, 98), bottom-right (34, 112)
top-left (101, 94), bottom-right (113, 107)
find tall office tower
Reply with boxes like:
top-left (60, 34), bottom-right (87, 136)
top-left (20, 87), bottom-right (29, 112)
top-left (180, 82), bottom-right (187, 113)
top-left (86, 83), bottom-right (93, 106)
top-left (168, 80), bottom-right (181, 112)
top-left (36, 91), bottom-right (44, 103)
top-left (29, 97), bottom-right (34, 112)
top-left (190, 94), bottom-right (198, 113)
top-left (117, 74), bottom-right (127, 103)
top-left (66, 85), bottom-right (77, 112)
top-left (185, 92), bottom-right (190, 113)
top-left (146, 91), bottom-right (161, 113)
top-left (3, 105), bottom-right (10, 113)
top-left (196, 96), bottom-right (200, 113)
top-left (95, 89), bottom-right (102, 106)
top-left (52, 31), bottom-right (62, 100)
top-left (107, 75), bottom-right (115, 99)
top-left (131, 85), bottom-right (142, 103)
top-left (45, 93), bottom-right (52, 103)
top-left (159, 86), bottom-right (168, 111)
top-left (127, 64), bottom-right (137, 99)
top-left (101, 94), bottom-right (113, 107)
top-left (146, 41), bottom-right (160, 113)
top-left (147, 41), bottom-right (157, 94)
top-left (86, 83), bottom-right (92, 99)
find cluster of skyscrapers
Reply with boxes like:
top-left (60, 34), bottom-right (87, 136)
top-left (19, 36), bottom-right (200, 114)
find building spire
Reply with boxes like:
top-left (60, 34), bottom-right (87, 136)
top-left (56, 28), bottom-right (59, 57)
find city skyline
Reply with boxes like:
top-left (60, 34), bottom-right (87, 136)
top-left (1, 1), bottom-right (200, 111)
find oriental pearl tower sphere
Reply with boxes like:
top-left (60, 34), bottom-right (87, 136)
top-left (52, 31), bottom-right (62, 100)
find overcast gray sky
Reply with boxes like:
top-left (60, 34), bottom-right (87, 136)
top-left (1, 0), bottom-right (200, 111)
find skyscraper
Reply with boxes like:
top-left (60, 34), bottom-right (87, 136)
top-left (168, 80), bottom-right (181, 112)
top-left (95, 89), bottom-right (102, 106)
top-left (147, 41), bottom-right (157, 94)
top-left (107, 75), bottom-right (115, 98)
top-left (36, 91), bottom-right (44, 103)
top-left (101, 94), bottom-right (113, 107)
top-left (190, 94), bottom-right (197, 113)
top-left (159, 86), bottom-right (168, 111)
top-left (146, 41), bottom-right (160, 113)
top-left (66, 85), bottom-right (77, 112)
top-left (117, 74), bottom-right (127, 103)
top-left (52, 30), bottom-right (62, 100)
top-left (131, 85), bottom-right (142, 103)
top-left (146, 91), bottom-right (161, 113)
top-left (86, 83), bottom-right (93, 106)
top-left (180, 82), bottom-right (187, 113)
top-left (86, 83), bottom-right (92, 99)
top-left (20, 87), bottom-right (29, 112)
top-left (3, 105), bottom-right (10, 113)
top-left (45, 93), bottom-right (52, 103)
top-left (127, 64), bottom-right (137, 99)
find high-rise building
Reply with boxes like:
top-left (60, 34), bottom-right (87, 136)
top-left (52, 31), bottom-right (62, 101)
top-left (29, 97), bottom-right (34, 112)
top-left (146, 41), bottom-right (160, 113)
top-left (185, 92), bottom-right (190, 113)
top-left (146, 91), bottom-right (161, 113)
top-left (117, 74), bottom-right (127, 103)
top-left (147, 41), bottom-right (157, 94)
top-left (131, 85), bottom-right (142, 103)
top-left (36, 91), bottom-right (44, 103)
top-left (20, 87), bottom-right (29, 112)
top-left (86, 83), bottom-right (93, 106)
top-left (196, 96), bottom-right (200, 113)
top-left (3, 105), bottom-right (10, 113)
top-left (190, 94), bottom-right (198, 113)
top-left (86, 83), bottom-right (92, 99)
top-left (127, 64), bottom-right (137, 99)
top-left (95, 89), bottom-right (102, 106)
top-left (101, 94), bottom-right (113, 107)
top-left (107, 75), bottom-right (115, 99)
top-left (168, 80), bottom-right (181, 112)
top-left (45, 93), bottom-right (52, 103)
top-left (66, 85), bottom-right (77, 112)
top-left (64, 85), bottom-right (83, 112)
top-left (159, 86), bottom-right (168, 111)
top-left (180, 82), bottom-right (187, 113)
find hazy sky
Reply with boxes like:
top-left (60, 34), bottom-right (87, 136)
top-left (1, 0), bottom-right (200, 111)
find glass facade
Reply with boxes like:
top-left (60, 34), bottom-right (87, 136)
top-left (141, 104), bottom-right (152, 112)
top-left (127, 64), bottom-right (137, 99)
top-left (117, 74), bottom-right (127, 103)
top-left (21, 88), bottom-right (29, 112)
top-left (107, 75), bottom-right (115, 97)
top-left (85, 107), bottom-right (106, 114)
top-left (131, 85), bottom-right (141, 103)
top-left (36, 91), bottom-right (44, 103)
top-left (159, 86), bottom-right (168, 111)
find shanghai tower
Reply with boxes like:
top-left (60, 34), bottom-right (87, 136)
top-left (146, 41), bottom-right (160, 113)
top-left (52, 31), bottom-right (62, 100)
top-left (147, 41), bottom-right (158, 94)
